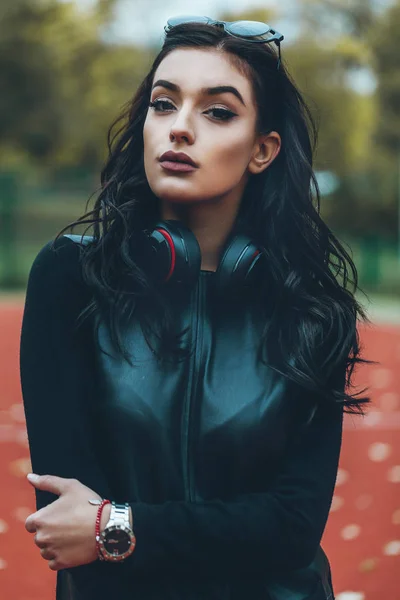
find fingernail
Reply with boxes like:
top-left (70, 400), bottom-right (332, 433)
top-left (27, 473), bottom-right (39, 482)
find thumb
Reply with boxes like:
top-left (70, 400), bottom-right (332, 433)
top-left (27, 473), bottom-right (69, 496)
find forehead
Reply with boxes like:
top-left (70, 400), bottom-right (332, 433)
top-left (153, 48), bottom-right (254, 102)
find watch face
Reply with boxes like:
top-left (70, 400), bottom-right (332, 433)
top-left (103, 527), bottom-right (132, 556)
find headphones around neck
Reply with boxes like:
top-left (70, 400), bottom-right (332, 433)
top-left (64, 220), bottom-right (266, 292)
top-left (143, 220), bottom-right (266, 290)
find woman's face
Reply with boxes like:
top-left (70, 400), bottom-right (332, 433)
top-left (143, 47), bottom-right (280, 207)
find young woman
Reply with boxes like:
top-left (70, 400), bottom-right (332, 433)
top-left (20, 16), bottom-right (370, 600)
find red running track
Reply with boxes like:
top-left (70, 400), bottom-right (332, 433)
top-left (0, 300), bottom-right (399, 600)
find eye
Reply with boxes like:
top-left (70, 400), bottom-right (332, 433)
top-left (205, 107), bottom-right (237, 121)
top-left (148, 99), bottom-right (237, 122)
top-left (149, 99), bottom-right (175, 112)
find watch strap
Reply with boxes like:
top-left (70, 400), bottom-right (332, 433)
top-left (106, 502), bottom-right (131, 529)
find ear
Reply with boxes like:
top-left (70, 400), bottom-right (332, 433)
top-left (247, 131), bottom-right (281, 175)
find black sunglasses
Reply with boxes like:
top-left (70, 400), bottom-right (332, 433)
top-left (164, 15), bottom-right (284, 68)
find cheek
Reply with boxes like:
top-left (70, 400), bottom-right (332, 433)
top-left (205, 133), bottom-right (253, 181)
top-left (143, 120), bottom-right (158, 183)
top-left (142, 119), bottom-right (152, 162)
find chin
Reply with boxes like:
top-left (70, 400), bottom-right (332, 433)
top-left (161, 194), bottom-right (204, 205)
top-left (154, 183), bottom-right (210, 205)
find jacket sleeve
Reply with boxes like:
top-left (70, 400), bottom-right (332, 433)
top-left (123, 392), bottom-right (344, 578)
top-left (20, 237), bottom-right (112, 512)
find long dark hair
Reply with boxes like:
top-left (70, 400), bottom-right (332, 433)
top-left (54, 22), bottom-right (372, 415)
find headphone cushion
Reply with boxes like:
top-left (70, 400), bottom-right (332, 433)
top-left (149, 220), bottom-right (201, 285)
top-left (217, 235), bottom-right (264, 290)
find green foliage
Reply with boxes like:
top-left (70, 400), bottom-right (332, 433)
top-left (284, 40), bottom-right (376, 175)
top-left (218, 8), bottom-right (276, 24)
top-left (290, 0), bottom-right (400, 238)
top-left (370, 2), bottom-right (400, 151)
top-left (0, 0), bottom-right (151, 170)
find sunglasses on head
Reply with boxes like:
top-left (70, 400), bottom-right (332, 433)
top-left (164, 15), bottom-right (284, 68)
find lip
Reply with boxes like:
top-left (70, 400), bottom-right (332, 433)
top-left (160, 161), bottom-right (197, 173)
top-left (159, 151), bottom-right (198, 168)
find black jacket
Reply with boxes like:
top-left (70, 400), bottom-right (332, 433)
top-left (20, 235), bottom-right (343, 600)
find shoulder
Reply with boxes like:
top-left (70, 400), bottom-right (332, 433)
top-left (25, 236), bottom-right (96, 311)
top-left (28, 234), bottom-right (93, 288)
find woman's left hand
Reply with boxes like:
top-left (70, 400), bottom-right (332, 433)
top-left (24, 474), bottom-right (110, 571)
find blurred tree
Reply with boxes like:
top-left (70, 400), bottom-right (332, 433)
top-left (284, 41), bottom-right (375, 176)
top-left (298, 0), bottom-right (377, 37)
top-left (365, 1), bottom-right (400, 241)
top-left (0, 0), bottom-right (151, 171)
top-left (369, 1), bottom-right (400, 152)
top-left (290, 0), bottom-right (400, 237)
top-left (218, 8), bottom-right (276, 23)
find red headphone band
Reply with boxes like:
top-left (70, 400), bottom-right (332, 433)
top-left (156, 228), bottom-right (176, 282)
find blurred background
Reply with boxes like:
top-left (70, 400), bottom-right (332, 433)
top-left (0, 1), bottom-right (399, 599)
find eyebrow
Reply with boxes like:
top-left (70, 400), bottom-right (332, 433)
top-left (151, 79), bottom-right (246, 106)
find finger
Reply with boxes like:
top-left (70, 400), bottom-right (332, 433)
top-left (34, 533), bottom-right (47, 549)
top-left (27, 474), bottom-right (71, 496)
top-left (40, 548), bottom-right (57, 561)
top-left (48, 559), bottom-right (60, 571)
top-left (25, 505), bottom-right (49, 534)
top-left (25, 515), bottom-right (37, 534)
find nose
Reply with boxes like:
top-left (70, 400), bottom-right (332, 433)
top-left (169, 110), bottom-right (195, 145)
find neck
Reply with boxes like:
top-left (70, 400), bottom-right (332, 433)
top-left (160, 197), bottom-right (241, 272)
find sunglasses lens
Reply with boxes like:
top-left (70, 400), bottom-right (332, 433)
top-left (166, 15), bottom-right (210, 29)
top-left (228, 20), bottom-right (271, 38)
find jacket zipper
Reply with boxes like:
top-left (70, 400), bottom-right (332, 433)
top-left (183, 276), bottom-right (205, 502)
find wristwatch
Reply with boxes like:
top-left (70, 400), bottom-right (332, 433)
top-left (98, 502), bottom-right (136, 562)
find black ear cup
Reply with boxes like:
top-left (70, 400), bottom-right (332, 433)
top-left (216, 235), bottom-right (266, 291)
top-left (147, 220), bottom-right (201, 286)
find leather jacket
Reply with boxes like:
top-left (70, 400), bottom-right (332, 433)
top-left (20, 234), bottom-right (343, 600)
